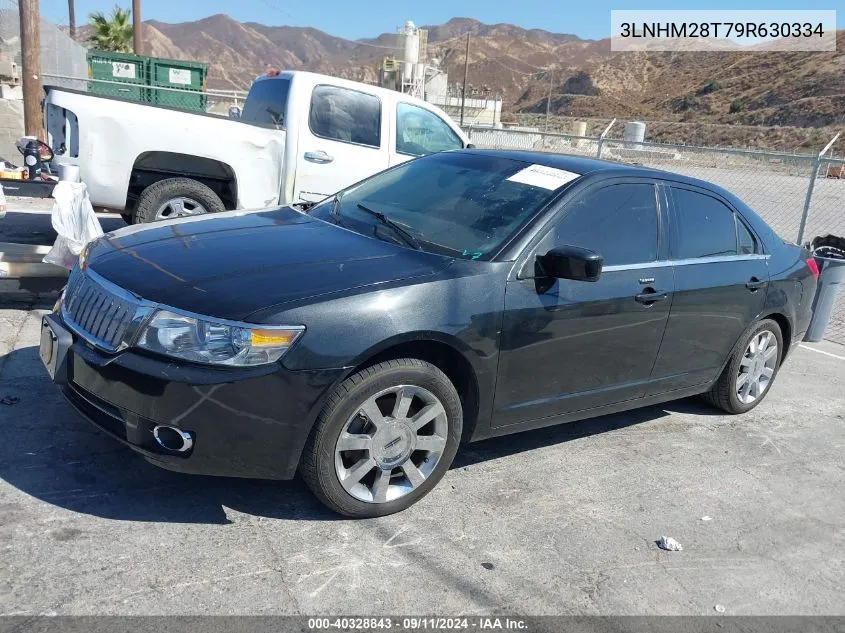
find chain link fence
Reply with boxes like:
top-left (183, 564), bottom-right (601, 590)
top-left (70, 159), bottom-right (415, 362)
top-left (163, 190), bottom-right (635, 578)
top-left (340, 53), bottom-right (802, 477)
top-left (0, 0), bottom-right (87, 87)
top-left (466, 125), bottom-right (845, 346)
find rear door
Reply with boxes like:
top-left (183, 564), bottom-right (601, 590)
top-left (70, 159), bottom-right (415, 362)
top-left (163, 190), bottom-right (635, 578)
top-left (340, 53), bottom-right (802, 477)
top-left (293, 84), bottom-right (389, 202)
top-left (389, 101), bottom-right (465, 167)
top-left (648, 184), bottom-right (770, 393)
top-left (494, 179), bottom-right (674, 427)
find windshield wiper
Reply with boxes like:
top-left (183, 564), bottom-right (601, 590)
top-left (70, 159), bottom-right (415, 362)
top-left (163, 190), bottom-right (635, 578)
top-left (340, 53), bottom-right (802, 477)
top-left (356, 203), bottom-right (422, 250)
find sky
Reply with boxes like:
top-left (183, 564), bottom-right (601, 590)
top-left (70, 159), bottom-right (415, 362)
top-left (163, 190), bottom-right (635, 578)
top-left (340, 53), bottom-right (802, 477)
top-left (38, 0), bottom-right (844, 41)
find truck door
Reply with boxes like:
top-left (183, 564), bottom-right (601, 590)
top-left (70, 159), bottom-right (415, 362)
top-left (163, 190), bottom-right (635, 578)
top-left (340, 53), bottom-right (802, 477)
top-left (294, 84), bottom-right (389, 203)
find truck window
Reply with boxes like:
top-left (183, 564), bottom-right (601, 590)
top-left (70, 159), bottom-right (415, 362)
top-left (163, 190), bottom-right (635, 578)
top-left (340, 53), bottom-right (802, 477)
top-left (396, 102), bottom-right (463, 156)
top-left (241, 77), bottom-right (291, 128)
top-left (309, 85), bottom-right (381, 148)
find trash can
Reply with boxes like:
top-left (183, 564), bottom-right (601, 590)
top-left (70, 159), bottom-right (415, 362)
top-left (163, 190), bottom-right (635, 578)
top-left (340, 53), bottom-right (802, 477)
top-left (804, 244), bottom-right (845, 342)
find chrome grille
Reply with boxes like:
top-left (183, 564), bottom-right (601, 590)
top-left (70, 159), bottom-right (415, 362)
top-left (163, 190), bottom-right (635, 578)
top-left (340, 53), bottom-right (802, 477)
top-left (63, 267), bottom-right (139, 351)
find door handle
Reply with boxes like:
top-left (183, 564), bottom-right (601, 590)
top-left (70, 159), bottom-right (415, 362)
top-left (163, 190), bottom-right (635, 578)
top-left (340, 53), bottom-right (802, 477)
top-left (635, 288), bottom-right (668, 305)
top-left (746, 277), bottom-right (766, 292)
top-left (304, 150), bottom-right (334, 164)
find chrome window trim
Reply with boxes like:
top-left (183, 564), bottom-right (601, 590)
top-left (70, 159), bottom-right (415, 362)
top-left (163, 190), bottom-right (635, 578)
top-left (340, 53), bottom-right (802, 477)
top-left (601, 253), bottom-right (770, 273)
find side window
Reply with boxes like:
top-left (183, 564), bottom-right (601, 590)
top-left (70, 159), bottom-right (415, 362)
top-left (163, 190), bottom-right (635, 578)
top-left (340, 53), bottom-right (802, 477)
top-left (552, 183), bottom-right (659, 267)
top-left (737, 217), bottom-right (758, 254)
top-left (309, 85), bottom-right (381, 148)
top-left (672, 188), bottom-right (738, 258)
top-left (396, 102), bottom-right (463, 156)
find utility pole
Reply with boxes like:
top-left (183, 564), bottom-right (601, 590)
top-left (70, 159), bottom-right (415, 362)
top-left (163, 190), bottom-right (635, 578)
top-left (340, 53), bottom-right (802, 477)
top-left (459, 32), bottom-right (470, 127)
top-left (545, 67), bottom-right (554, 132)
top-left (68, 0), bottom-right (76, 40)
top-left (19, 0), bottom-right (43, 139)
top-left (133, 0), bottom-right (143, 55)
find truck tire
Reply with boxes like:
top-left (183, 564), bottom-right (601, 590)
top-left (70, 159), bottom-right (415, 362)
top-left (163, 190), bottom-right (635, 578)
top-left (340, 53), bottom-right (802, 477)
top-left (133, 178), bottom-right (225, 224)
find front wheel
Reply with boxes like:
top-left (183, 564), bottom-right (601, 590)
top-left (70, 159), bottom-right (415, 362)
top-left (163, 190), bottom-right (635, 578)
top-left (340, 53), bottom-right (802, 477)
top-left (704, 318), bottom-right (783, 414)
top-left (300, 359), bottom-right (463, 518)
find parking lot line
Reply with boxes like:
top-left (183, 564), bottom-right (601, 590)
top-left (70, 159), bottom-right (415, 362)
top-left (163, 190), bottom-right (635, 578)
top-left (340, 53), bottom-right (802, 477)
top-left (798, 344), bottom-right (845, 362)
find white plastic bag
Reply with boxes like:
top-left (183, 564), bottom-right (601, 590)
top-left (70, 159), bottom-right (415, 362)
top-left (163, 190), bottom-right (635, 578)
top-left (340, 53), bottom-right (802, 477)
top-left (43, 181), bottom-right (104, 269)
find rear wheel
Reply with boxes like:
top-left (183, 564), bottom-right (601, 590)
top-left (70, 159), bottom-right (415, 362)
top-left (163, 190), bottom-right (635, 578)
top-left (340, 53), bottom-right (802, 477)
top-left (300, 359), bottom-right (462, 518)
top-left (133, 178), bottom-right (225, 224)
top-left (704, 318), bottom-right (783, 414)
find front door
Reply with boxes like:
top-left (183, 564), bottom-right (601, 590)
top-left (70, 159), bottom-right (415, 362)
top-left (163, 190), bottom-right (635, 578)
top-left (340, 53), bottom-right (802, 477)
top-left (294, 84), bottom-right (389, 203)
top-left (648, 185), bottom-right (770, 393)
top-left (494, 181), bottom-right (673, 427)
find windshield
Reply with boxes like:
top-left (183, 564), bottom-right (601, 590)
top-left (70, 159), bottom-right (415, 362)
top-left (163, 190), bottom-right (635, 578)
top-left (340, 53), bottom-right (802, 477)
top-left (310, 152), bottom-right (579, 261)
top-left (241, 77), bottom-right (291, 128)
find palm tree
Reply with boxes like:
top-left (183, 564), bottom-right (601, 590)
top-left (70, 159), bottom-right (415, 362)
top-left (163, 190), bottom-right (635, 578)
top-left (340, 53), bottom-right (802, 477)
top-left (88, 5), bottom-right (133, 53)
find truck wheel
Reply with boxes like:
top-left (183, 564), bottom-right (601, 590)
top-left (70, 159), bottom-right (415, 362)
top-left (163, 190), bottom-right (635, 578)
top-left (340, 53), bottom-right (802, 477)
top-left (133, 178), bottom-right (225, 224)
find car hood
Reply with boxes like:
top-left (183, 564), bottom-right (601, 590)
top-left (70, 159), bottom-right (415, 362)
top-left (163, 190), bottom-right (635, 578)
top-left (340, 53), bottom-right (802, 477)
top-left (87, 206), bottom-right (451, 321)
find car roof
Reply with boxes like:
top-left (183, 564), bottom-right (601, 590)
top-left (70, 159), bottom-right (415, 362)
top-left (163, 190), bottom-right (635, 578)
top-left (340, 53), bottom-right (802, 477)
top-left (460, 148), bottom-right (732, 194)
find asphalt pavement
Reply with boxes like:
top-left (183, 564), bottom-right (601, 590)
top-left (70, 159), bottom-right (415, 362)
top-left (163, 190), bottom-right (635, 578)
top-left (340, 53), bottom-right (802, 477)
top-left (1, 302), bottom-right (844, 616)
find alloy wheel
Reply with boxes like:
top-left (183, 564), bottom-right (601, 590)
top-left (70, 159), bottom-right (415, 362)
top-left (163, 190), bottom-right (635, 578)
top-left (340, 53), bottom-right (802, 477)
top-left (155, 197), bottom-right (208, 220)
top-left (334, 385), bottom-right (449, 504)
top-left (736, 330), bottom-right (778, 405)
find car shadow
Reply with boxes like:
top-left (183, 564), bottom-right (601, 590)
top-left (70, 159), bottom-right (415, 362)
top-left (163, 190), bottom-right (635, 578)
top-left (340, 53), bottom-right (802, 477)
top-left (0, 345), bottom-right (715, 524)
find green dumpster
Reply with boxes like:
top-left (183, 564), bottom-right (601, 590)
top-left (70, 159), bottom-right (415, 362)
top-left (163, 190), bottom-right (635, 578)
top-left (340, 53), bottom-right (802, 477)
top-left (87, 51), bottom-right (149, 103)
top-left (149, 58), bottom-right (208, 112)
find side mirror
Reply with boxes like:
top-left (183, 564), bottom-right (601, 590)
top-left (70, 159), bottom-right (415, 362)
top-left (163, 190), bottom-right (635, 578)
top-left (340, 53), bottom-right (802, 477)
top-left (16, 137), bottom-right (54, 163)
top-left (537, 245), bottom-right (603, 282)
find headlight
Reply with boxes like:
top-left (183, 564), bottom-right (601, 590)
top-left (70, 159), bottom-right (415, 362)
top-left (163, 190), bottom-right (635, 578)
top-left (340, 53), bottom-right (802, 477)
top-left (136, 310), bottom-right (304, 367)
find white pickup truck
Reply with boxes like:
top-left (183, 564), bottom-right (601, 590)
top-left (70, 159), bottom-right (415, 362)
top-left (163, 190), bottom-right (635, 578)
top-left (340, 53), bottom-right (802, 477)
top-left (44, 71), bottom-right (469, 223)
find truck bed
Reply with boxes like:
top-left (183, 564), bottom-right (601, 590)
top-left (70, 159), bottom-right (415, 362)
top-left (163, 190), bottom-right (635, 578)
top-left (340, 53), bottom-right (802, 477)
top-left (45, 87), bottom-right (286, 212)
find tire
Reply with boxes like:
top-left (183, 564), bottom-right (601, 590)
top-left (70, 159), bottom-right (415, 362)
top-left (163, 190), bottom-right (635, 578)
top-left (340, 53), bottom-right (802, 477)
top-left (133, 178), bottom-right (225, 224)
top-left (300, 359), bottom-right (463, 518)
top-left (703, 318), bottom-right (784, 414)
top-left (121, 213), bottom-right (133, 225)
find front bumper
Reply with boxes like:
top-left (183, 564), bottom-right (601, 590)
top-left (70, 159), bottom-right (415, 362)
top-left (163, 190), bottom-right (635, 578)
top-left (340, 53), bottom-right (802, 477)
top-left (42, 313), bottom-right (346, 479)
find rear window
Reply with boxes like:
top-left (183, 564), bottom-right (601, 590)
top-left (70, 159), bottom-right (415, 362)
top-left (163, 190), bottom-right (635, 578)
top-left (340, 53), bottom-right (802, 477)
top-left (241, 77), bottom-right (291, 128)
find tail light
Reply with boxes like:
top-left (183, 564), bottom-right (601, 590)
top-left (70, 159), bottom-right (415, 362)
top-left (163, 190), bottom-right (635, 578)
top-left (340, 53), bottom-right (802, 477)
top-left (806, 257), bottom-right (820, 279)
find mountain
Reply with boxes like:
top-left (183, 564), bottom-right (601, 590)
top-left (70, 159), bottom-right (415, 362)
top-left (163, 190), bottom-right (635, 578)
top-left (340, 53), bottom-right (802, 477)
top-left (75, 15), bottom-right (845, 135)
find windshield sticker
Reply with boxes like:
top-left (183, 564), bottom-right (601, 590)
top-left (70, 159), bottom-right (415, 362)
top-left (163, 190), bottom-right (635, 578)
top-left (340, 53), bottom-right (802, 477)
top-left (506, 165), bottom-right (581, 191)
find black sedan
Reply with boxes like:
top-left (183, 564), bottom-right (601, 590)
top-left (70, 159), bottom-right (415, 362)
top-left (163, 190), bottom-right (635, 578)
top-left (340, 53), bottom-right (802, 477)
top-left (40, 150), bottom-right (819, 517)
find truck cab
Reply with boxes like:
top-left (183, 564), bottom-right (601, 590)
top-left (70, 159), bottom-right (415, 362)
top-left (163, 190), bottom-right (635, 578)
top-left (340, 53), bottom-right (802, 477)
top-left (252, 71), bottom-right (468, 203)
